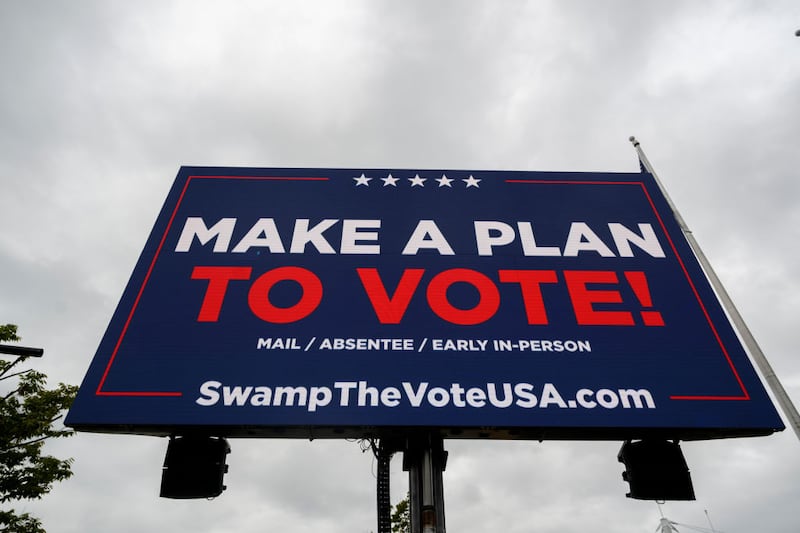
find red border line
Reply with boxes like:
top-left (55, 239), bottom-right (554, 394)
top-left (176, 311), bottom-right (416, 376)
top-left (507, 179), bottom-right (749, 401)
top-left (187, 176), bottom-right (330, 181)
top-left (96, 175), bottom-right (328, 397)
top-left (101, 175), bottom-right (746, 400)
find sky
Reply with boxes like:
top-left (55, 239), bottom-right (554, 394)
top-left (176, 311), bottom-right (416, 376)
top-left (1, 1), bottom-right (799, 532)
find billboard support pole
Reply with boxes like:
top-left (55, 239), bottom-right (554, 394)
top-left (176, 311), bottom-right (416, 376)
top-left (376, 439), bottom-right (399, 533)
top-left (404, 433), bottom-right (447, 533)
top-left (630, 136), bottom-right (800, 441)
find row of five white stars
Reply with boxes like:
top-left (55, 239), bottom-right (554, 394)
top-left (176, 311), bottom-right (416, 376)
top-left (353, 173), bottom-right (481, 188)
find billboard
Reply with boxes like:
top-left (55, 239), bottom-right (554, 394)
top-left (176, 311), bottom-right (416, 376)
top-left (65, 167), bottom-right (784, 440)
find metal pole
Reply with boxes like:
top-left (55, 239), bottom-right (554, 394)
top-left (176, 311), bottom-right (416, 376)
top-left (704, 509), bottom-right (718, 533)
top-left (420, 447), bottom-right (436, 533)
top-left (630, 136), bottom-right (800, 441)
top-left (408, 450), bottom-right (421, 533)
top-left (404, 433), bottom-right (447, 533)
top-left (0, 344), bottom-right (44, 357)
top-left (376, 445), bottom-right (393, 533)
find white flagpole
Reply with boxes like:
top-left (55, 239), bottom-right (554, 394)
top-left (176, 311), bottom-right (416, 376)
top-left (629, 136), bottom-right (800, 441)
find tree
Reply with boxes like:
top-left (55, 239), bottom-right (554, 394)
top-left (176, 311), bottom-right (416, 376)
top-left (390, 492), bottom-right (410, 533)
top-left (0, 324), bottom-right (78, 533)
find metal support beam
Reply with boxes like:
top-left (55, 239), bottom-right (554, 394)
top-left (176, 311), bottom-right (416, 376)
top-left (403, 433), bottom-right (447, 533)
top-left (630, 136), bottom-right (800, 441)
top-left (376, 442), bottom-right (393, 533)
top-left (0, 344), bottom-right (44, 358)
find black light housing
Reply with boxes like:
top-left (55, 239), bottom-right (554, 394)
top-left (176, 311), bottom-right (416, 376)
top-left (160, 436), bottom-right (230, 499)
top-left (618, 440), bottom-right (695, 501)
top-left (0, 343), bottom-right (44, 357)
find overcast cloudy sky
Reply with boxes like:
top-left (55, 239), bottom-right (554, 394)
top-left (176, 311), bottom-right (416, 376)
top-left (2, 1), bottom-right (800, 532)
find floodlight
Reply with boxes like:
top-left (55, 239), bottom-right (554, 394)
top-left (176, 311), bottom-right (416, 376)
top-left (618, 440), bottom-right (695, 501)
top-left (160, 436), bottom-right (230, 499)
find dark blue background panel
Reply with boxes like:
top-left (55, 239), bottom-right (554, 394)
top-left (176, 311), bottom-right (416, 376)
top-left (65, 167), bottom-right (784, 440)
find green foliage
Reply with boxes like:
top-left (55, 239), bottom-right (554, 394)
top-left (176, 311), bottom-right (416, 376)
top-left (0, 511), bottom-right (44, 533)
top-left (0, 325), bottom-right (77, 533)
top-left (390, 493), bottom-right (410, 533)
top-left (0, 325), bottom-right (20, 343)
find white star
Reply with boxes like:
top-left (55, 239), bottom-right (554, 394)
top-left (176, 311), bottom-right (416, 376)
top-left (382, 174), bottom-right (399, 187)
top-left (409, 174), bottom-right (426, 187)
top-left (436, 174), bottom-right (454, 187)
top-left (354, 173), bottom-right (371, 186)
top-left (463, 175), bottom-right (481, 188)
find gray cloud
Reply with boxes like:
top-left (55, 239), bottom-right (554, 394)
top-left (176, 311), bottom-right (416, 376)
top-left (2, 1), bottom-right (799, 532)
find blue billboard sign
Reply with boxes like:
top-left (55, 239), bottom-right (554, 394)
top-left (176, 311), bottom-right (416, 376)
top-left (65, 167), bottom-right (784, 440)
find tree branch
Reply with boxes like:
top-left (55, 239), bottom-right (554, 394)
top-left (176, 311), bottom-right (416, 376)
top-left (2, 388), bottom-right (20, 401)
top-left (0, 357), bottom-right (27, 380)
top-left (0, 368), bottom-right (34, 382)
top-left (1, 434), bottom-right (51, 452)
